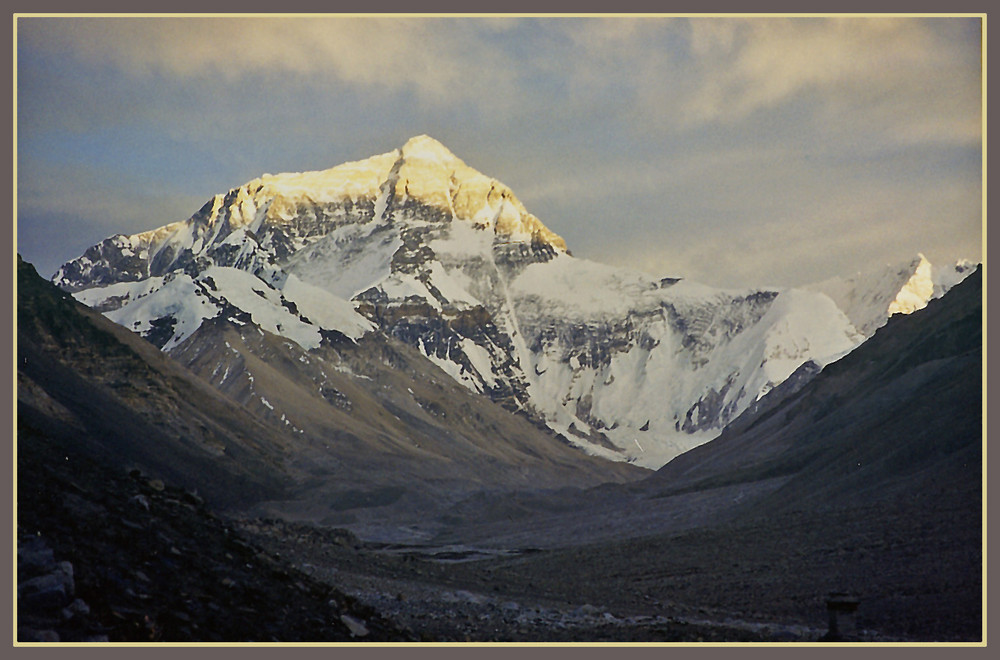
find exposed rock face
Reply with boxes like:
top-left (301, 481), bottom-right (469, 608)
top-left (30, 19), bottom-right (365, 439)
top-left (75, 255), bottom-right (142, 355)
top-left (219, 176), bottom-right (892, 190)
top-left (52, 136), bottom-right (974, 468)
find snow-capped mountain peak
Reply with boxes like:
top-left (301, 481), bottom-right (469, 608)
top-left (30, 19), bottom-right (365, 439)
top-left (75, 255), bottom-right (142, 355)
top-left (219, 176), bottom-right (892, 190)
top-left (886, 253), bottom-right (934, 317)
top-left (400, 133), bottom-right (459, 163)
top-left (53, 135), bottom-right (566, 293)
top-left (391, 135), bottom-right (567, 250)
top-left (52, 138), bottom-right (977, 469)
top-left (807, 253), bottom-right (975, 339)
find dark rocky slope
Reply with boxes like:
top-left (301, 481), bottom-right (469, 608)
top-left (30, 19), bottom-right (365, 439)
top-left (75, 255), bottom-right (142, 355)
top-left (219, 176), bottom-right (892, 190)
top-left (17, 433), bottom-right (415, 642)
top-left (17, 256), bottom-right (417, 641)
top-left (649, 266), bottom-right (982, 513)
top-left (17, 256), bottom-right (296, 512)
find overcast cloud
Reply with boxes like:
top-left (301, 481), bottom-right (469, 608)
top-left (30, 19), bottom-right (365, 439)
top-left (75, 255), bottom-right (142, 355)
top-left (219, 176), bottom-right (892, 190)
top-left (16, 15), bottom-right (982, 289)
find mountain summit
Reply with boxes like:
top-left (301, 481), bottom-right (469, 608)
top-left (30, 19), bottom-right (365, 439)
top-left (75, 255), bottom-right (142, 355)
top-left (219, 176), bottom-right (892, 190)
top-left (52, 137), bottom-right (974, 468)
top-left (55, 135), bottom-right (565, 295)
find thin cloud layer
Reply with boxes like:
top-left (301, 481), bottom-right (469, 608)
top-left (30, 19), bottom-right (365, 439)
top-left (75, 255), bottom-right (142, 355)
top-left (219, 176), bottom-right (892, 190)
top-left (634, 18), bottom-right (980, 146)
top-left (20, 17), bottom-right (521, 112)
top-left (28, 17), bottom-right (979, 144)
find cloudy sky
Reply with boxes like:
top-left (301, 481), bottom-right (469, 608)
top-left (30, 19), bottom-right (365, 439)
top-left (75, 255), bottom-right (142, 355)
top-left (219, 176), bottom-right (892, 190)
top-left (16, 15), bottom-right (983, 289)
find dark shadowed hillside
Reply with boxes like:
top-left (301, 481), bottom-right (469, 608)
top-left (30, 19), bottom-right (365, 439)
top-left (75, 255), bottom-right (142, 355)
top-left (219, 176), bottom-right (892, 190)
top-left (17, 258), bottom-right (420, 642)
top-left (17, 255), bottom-right (296, 511)
top-left (649, 266), bottom-right (982, 514)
